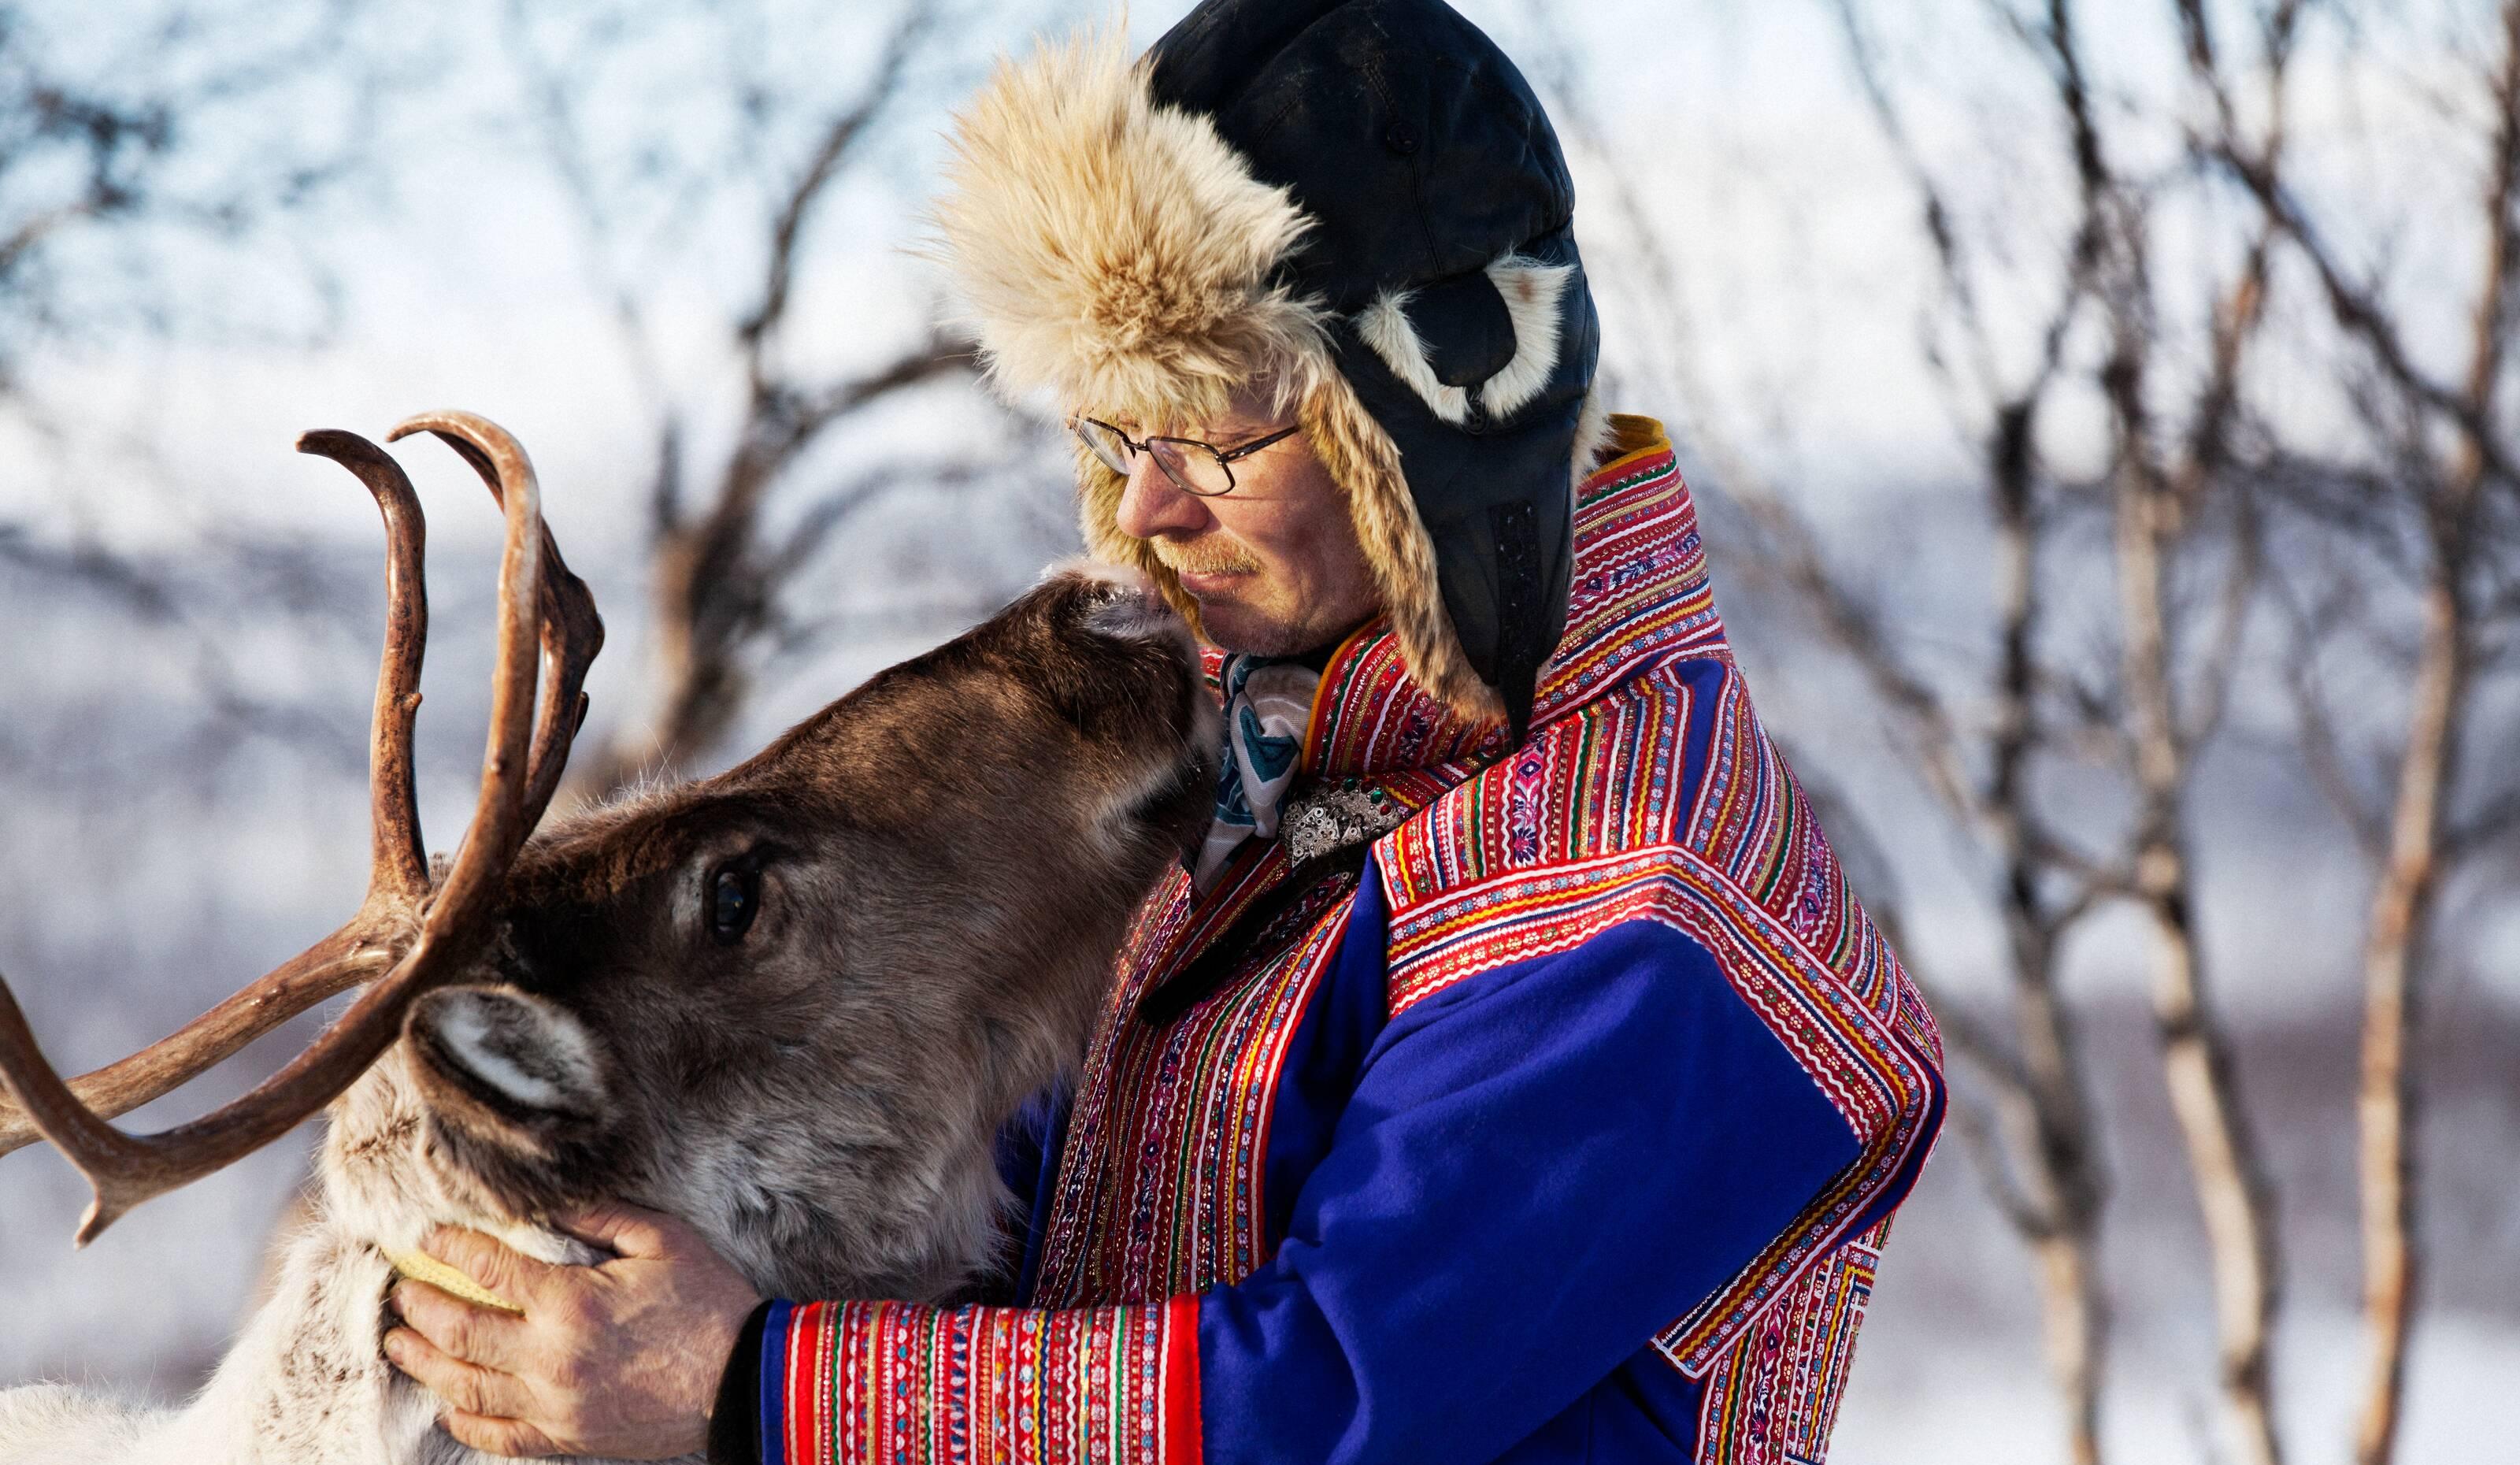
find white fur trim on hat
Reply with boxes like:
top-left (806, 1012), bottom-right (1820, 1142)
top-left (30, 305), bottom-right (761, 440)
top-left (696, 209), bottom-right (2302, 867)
top-left (1479, 256), bottom-right (1575, 418)
top-left (928, 28), bottom-right (1332, 425)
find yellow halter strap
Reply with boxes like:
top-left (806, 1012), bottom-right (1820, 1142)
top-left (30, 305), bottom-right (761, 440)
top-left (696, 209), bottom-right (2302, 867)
top-left (380, 1246), bottom-right (526, 1315)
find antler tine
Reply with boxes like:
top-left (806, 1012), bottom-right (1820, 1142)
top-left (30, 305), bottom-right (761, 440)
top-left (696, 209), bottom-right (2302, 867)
top-left (296, 429), bottom-right (432, 907)
top-left (387, 412), bottom-right (604, 829)
top-left (0, 430), bottom-right (446, 1164)
top-left (0, 936), bottom-right (394, 1161)
top-left (0, 417), bottom-right (555, 1244)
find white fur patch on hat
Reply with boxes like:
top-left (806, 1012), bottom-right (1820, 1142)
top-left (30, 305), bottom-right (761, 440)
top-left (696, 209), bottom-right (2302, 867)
top-left (1479, 255), bottom-right (1576, 418)
top-left (1355, 254), bottom-right (1575, 425)
top-left (930, 29), bottom-right (1332, 424)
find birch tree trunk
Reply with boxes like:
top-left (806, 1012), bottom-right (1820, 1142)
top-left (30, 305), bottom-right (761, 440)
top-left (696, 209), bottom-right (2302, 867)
top-left (2349, 577), bottom-right (2461, 1465)
top-left (2352, 13), bottom-right (2517, 1452)
top-left (1990, 403), bottom-right (2110, 1465)
top-left (2116, 466), bottom-right (2285, 1465)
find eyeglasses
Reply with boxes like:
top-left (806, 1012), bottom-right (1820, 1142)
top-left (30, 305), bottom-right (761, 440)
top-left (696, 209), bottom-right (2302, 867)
top-left (1069, 415), bottom-right (1301, 497)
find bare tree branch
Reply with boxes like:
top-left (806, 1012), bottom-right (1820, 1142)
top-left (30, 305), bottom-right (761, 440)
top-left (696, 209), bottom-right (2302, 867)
top-left (2331, 6), bottom-right (2520, 1457)
top-left (738, 5), bottom-right (931, 356)
top-left (501, 2), bottom-right (992, 803)
top-left (2277, 583), bottom-right (2394, 857)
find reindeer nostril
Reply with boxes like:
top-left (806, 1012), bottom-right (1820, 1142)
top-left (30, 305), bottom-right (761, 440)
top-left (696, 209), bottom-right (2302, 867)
top-left (1080, 580), bottom-right (1190, 651)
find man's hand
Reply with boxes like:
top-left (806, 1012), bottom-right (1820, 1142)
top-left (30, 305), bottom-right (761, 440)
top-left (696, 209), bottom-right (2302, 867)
top-left (382, 1203), bottom-right (762, 1459)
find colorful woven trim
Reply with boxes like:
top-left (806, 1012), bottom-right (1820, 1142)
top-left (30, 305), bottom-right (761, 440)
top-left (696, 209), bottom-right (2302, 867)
top-left (1685, 675), bottom-right (1944, 1065)
top-left (771, 1295), bottom-right (1201, 1465)
top-left (1299, 421), bottom-right (1717, 781)
top-left (1035, 841), bottom-right (1365, 1303)
top-left (1374, 664), bottom-right (1696, 903)
top-left (1691, 1221), bottom-right (1888, 1465)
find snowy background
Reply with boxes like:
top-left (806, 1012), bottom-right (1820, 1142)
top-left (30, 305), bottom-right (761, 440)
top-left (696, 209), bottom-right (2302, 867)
top-left (0, 2), bottom-right (2512, 1463)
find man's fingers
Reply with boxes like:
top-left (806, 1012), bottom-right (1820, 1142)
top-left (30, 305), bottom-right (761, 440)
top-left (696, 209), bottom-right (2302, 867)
top-left (439, 1409), bottom-right (562, 1459)
top-left (556, 1199), bottom-right (698, 1262)
top-left (421, 1226), bottom-right (560, 1309)
top-left (381, 1326), bottom-right (536, 1423)
top-left (392, 1280), bottom-right (539, 1374)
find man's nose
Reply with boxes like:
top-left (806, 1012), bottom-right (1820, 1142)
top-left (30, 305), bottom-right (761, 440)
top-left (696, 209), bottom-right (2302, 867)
top-left (1114, 450), bottom-right (1216, 541)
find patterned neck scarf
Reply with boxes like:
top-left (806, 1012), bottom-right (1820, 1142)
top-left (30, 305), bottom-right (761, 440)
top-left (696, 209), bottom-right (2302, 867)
top-left (1192, 653), bottom-right (1322, 890)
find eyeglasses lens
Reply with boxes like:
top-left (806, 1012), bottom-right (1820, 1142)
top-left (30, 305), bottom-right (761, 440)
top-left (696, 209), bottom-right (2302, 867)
top-left (1073, 419), bottom-right (1133, 477)
top-left (1070, 419), bottom-right (1233, 495)
top-left (1146, 439), bottom-right (1231, 495)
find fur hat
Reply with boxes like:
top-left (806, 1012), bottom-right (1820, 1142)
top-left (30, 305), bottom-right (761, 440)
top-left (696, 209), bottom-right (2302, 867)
top-left (932, 0), bottom-right (1605, 734)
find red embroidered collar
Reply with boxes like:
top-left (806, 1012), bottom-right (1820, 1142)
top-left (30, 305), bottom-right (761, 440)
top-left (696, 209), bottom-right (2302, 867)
top-left (1299, 415), bottom-right (1726, 779)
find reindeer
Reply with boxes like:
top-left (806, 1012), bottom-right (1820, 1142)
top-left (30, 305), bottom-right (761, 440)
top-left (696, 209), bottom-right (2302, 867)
top-left (0, 413), bottom-right (1219, 1465)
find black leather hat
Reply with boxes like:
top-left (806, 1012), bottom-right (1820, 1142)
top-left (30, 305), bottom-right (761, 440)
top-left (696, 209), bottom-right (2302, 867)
top-left (932, 0), bottom-right (1603, 736)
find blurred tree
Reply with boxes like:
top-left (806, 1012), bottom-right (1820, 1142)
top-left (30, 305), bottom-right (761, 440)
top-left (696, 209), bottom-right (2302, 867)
top-left (494, 0), bottom-right (1049, 800)
top-left (1525, 1), bottom-right (2520, 1463)
top-left (0, 0), bottom-right (369, 392)
top-left (2197, 4), bottom-right (2520, 1459)
top-left (0, 0), bottom-right (387, 766)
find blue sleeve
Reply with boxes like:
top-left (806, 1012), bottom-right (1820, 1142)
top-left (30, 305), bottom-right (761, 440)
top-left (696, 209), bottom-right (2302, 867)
top-left (1193, 869), bottom-right (1882, 1464)
top-left (995, 1085), bottom-right (1073, 1304)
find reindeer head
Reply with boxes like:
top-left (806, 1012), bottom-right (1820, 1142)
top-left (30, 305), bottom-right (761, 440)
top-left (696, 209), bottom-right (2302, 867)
top-left (350, 568), bottom-right (1215, 1299)
top-left (0, 418), bottom-right (1214, 1306)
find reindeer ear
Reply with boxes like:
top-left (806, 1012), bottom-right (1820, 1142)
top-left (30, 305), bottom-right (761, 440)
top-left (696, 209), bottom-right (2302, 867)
top-left (406, 988), bottom-right (610, 1137)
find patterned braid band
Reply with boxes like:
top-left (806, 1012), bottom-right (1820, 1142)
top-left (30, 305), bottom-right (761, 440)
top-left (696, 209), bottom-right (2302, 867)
top-left (767, 1297), bottom-right (1203, 1465)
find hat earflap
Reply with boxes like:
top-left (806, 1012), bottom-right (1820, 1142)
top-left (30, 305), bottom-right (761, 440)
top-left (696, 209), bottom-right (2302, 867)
top-left (1301, 372), bottom-right (1510, 725)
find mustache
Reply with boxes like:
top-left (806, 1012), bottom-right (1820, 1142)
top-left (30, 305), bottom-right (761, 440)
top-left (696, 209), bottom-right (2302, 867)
top-left (1152, 539), bottom-right (1262, 577)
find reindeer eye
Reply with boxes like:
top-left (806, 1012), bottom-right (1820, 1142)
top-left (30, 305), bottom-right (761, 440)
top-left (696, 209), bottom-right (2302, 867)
top-left (707, 866), bottom-right (761, 946)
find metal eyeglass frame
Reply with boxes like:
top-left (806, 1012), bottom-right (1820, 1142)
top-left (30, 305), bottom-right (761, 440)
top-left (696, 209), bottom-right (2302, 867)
top-left (1069, 416), bottom-right (1303, 497)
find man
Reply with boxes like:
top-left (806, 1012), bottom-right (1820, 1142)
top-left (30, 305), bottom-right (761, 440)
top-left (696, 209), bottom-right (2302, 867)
top-left (383, 2), bottom-right (1947, 1460)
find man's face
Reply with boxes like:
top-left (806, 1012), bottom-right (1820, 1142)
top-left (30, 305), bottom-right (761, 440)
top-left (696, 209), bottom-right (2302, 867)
top-left (1110, 388), bottom-right (1381, 658)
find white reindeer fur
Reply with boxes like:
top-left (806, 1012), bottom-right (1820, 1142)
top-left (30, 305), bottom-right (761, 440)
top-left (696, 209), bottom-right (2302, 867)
top-left (0, 1055), bottom-right (645, 1465)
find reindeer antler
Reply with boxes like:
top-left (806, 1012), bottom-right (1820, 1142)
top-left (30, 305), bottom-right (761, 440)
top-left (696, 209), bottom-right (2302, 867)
top-left (0, 414), bottom-right (602, 1244)
top-left (388, 411), bottom-right (603, 831)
